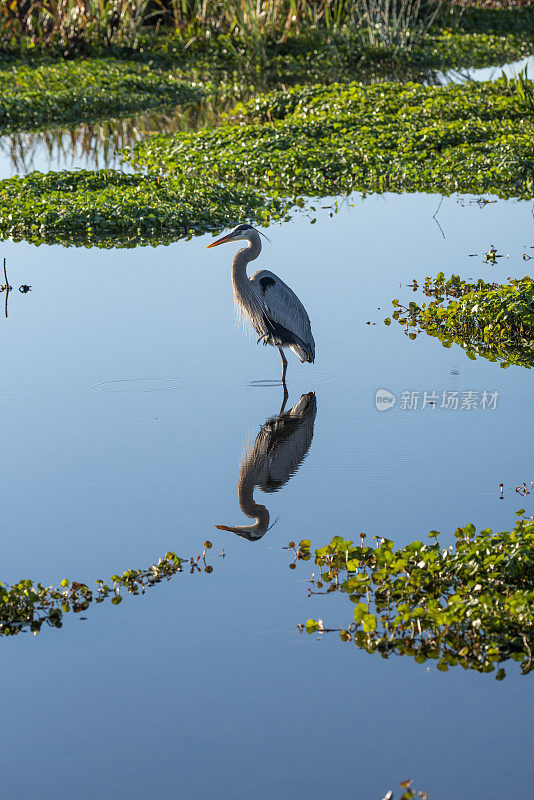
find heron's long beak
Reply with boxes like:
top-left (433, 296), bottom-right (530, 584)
top-left (206, 234), bottom-right (234, 249)
top-left (214, 524), bottom-right (236, 532)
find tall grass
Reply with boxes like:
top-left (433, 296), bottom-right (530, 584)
top-left (351, 0), bottom-right (446, 52)
top-left (0, 0), bottom-right (151, 55)
top-left (155, 0), bottom-right (447, 44)
top-left (502, 66), bottom-right (534, 113)
top-left (0, 0), bottom-right (448, 56)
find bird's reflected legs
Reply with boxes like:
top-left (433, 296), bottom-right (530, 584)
top-left (279, 381), bottom-right (289, 415)
top-left (278, 346), bottom-right (288, 384)
top-left (278, 348), bottom-right (288, 413)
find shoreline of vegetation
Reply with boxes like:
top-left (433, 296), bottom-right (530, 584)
top-left (0, 76), bottom-right (532, 247)
top-left (2, 0), bottom-right (533, 58)
top-left (131, 76), bottom-right (533, 200)
top-left (0, 5), bottom-right (533, 135)
top-left (0, 169), bottom-right (286, 248)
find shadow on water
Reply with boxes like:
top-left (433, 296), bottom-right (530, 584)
top-left (215, 390), bottom-right (317, 542)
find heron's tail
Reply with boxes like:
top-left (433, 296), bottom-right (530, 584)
top-left (290, 344), bottom-right (314, 364)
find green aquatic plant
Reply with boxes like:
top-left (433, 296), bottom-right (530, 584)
top-left (0, 543), bottom-right (214, 637)
top-left (128, 79), bottom-right (534, 201)
top-left (381, 780), bottom-right (431, 800)
top-left (1, 18), bottom-right (532, 134)
top-left (228, 70), bottom-right (534, 123)
top-left (0, 57), bottom-right (205, 135)
top-left (501, 66), bottom-right (534, 114)
top-left (0, 169), bottom-right (286, 248)
top-left (294, 516), bottom-right (534, 678)
top-left (2, 79), bottom-right (533, 248)
top-left (384, 274), bottom-right (534, 368)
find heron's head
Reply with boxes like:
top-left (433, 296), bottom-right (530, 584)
top-left (206, 223), bottom-right (261, 249)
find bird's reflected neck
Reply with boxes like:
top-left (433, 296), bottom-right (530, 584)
top-left (215, 444), bottom-right (270, 541)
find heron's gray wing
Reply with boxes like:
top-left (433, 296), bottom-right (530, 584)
top-left (251, 270), bottom-right (315, 361)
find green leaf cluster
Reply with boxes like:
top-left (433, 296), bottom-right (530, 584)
top-left (0, 544), bottom-right (216, 637)
top-left (128, 78), bottom-right (534, 202)
top-left (0, 57), bottom-right (205, 135)
top-left (0, 169), bottom-right (286, 247)
top-left (387, 274), bottom-right (534, 368)
top-left (300, 520), bottom-right (534, 678)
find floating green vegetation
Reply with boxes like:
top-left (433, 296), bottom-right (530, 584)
top-left (146, 27), bottom-right (534, 84)
top-left (0, 170), bottom-right (285, 247)
top-left (0, 57), bottom-right (205, 135)
top-left (385, 273), bottom-right (534, 368)
top-left (1, 19), bottom-right (533, 134)
top-left (293, 517), bottom-right (534, 678)
top-left (2, 78), bottom-right (533, 247)
top-left (0, 543), bottom-right (214, 637)
top-left (128, 79), bottom-right (534, 201)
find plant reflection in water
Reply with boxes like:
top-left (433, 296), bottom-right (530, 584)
top-left (0, 258), bottom-right (31, 318)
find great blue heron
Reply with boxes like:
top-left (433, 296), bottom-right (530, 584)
top-left (215, 391), bottom-right (317, 541)
top-left (207, 224), bottom-right (315, 382)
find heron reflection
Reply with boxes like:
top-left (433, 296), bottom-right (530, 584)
top-left (215, 391), bottom-right (317, 541)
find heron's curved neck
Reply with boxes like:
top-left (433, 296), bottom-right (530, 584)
top-left (216, 469), bottom-right (270, 540)
top-left (232, 232), bottom-right (261, 296)
top-left (230, 504), bottom-right (270, 539)
top-left (238, 476), bottom-right (269, 530)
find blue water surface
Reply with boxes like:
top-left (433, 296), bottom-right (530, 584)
top-left (0, 191), bottom-right (532, 799)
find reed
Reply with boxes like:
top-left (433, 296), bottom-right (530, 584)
top-left (0, 0), bottom-right (151, 55)
top-left (0, 0), bottom-right (450, 55)
top-left (351, 0), bottom-right (446, 51)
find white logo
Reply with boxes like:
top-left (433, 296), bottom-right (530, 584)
top-left (375, 389), bottom-right (396, 411)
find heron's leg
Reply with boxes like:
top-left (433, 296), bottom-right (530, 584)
top-left (278, 346), bottom-right (288, 384)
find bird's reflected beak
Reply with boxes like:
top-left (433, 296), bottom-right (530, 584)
top-left (214, 524), bottom-right (236, 531)
top-left (206, 234), bottom-right (234, 249)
